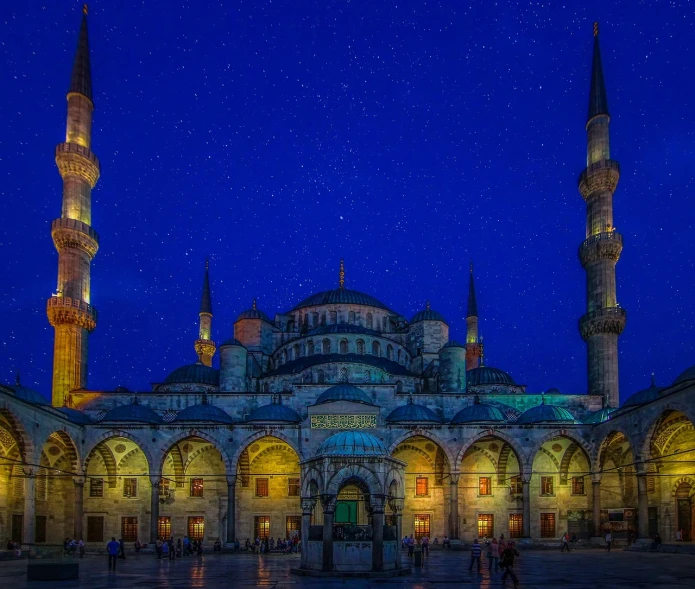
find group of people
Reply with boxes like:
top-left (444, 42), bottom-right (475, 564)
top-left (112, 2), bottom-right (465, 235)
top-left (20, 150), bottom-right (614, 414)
top-left (63, 537), bottom-right (86, 558)
top-left (153, 536), bottom-right (204, 560)
top-left (5, 539), bottom-right (22, 557)
top-left (402, 534), bottom-right (431, 559)
top-left (244, 535), bottom-right (300, 554)
top-left (470, 536), bottom-right (520, 588)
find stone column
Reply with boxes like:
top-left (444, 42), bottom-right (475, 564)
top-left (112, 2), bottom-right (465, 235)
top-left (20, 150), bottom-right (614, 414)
top-left (449, 473), bottom-right (460, 539)
top-left (73, 476), bottom-right (86, 541)
top-left (522, 477), bottom-right (531, 538)
top-left (371, 495), bottom-right (385, 572)
top-left (592, 478), bottom-right (601, 537)
top-left (321, 495), bottom-right (335, 572)
top-left (227, 476), bottom-right (237, 544)
top-left (150, 477), bottom-right (160, 543)
top-left (23, 468), bottom-right (36, 546)
top-left (637, 472), bottom-right (649, 538)
top-left (300, 498), bottom-right (316, 569)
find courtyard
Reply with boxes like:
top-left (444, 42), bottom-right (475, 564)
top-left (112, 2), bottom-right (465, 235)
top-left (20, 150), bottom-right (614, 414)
top-left (1, 548), bottom-right (694, 588)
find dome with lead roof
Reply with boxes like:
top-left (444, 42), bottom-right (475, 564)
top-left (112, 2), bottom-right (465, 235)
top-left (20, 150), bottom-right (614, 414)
top-left (102, 402), bottom-right (163, 424)
top-left (450, 403), bottom-right (506, 424)
top-left (163, 363), bottom-right (219, 386)
top-left (317, 431), bottom-right (387, 456)
top-left (315, 384), bottom-right (373, 406)
top-left (385, 399), bottom-right (441, 424)
top-left (516, 403), bottom-right (577, 425)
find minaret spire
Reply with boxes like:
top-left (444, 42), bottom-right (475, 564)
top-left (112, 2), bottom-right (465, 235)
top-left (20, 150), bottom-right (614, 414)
top-left (339, 259), bottom-right (345, 289)
top-left (578, 23), bottom-right (625, 409)
top-left (47, 7), bottom-right (100, 406)
top-left (465, 261), bottom-right (481, 369)
top-left (195, 260), bottom-right (216, 366)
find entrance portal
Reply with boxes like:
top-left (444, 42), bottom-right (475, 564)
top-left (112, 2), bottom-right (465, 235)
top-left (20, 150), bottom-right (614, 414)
top-left (675, 482), bottom-right (692, 541)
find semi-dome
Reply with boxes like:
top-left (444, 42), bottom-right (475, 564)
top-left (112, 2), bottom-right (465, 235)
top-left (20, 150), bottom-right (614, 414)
top-left (174, 403), bottom-right (235, 424)
top-left (9, 383), bottom-right (50, 405)
top-left (411, 308), bottom-right (447, 324)
top-left (163, 363), bottom-right (219, 386)
top-left (467, 366), bottom-right (516, 386)
top-left (315, 383), bottom-right (373, 406)
top-left (450, 403), bottom-right (506, 424)
top-left (674, 364), bottom-right (695, 385)
top-left (291, 288), bottom-right (390, 311)
top-left (102, 402), bottom-right (163, 424)
top-left (56, 406), bottom-right (93, 424)
top-left (583, 407), bottom-right (617, 424)
top-left (385, 400), bottom-right (441, 423)
top-left (516, 403), bottom-right (577, 425)
top-left (317, 431), bottom-right (387, 456)
top-left (623, 379), bottom-right (662, 408)
top-left (246, 402), bottom-right (301, 423)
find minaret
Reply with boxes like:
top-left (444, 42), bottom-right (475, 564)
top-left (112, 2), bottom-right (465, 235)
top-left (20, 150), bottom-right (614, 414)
top-left (339, 258), bottom-right (345, 289)
top-left (465, 262), bottom-right (481, 369)
top-left (47, 6), bottom-right (100, 407)
top-left (194, 260), bottom-right (216, 366)
top-left (578, 23), bottom-right (626, 408)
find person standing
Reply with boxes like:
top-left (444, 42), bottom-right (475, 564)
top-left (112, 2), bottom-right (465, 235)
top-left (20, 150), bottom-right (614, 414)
top-left (407, 534), bottom-right (415, 558)
top-left (155, 538), bottom-right (163, 559)
top-left (561, 531), bottom-right (571, 552)
top-left (468, 538), bottom-right (482, 573)
top-left (489, 537), bottom-right (500, 572)
top-left (106, 537), bottom-right (119, 571)
top-left (500, 542), bottom-right (520, 589)
top-left (118, 538), bottom-right (126, 559)
top-left (421, 535), bottom-right (429, 559)
top-left (78, 539), bottom-right (85, 558)
top-left (605, 531), bottom-right (612, 552)
top-left (168, 537), bottom-right (176, 560)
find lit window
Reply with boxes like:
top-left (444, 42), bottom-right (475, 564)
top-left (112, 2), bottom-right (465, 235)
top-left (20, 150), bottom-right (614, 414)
top-left (288, 478), bottom-right (300, 497)
top-left (286, 516), bottom-right (301, 539)
top-left (477, 514), bottom-right (494, 538)
top-left (159, 479), bottom-right (170, 497)
top-left (157, 516), bottom-right (171, 539)
top-left (510, 476), bottom-right (522, 495)
top-left (90, 478), bottom-right (104, 497)
top-left (121, 517), bottom-right (138, 542)
top-left (540, 513), bottom-right (556, 538)
top-left (123, 478), bottom-right (138, 498)
top-left (256, 478), bottom-right (269, 497)
top-left (571, 477), bottom-right (585, 495)
top-left (479, 477), bottom-right (492, 496)
top-left (254, 516), bottom-right (270, 540)
top-left (190, 478), bottom-right (204, 497)
top-left (188, 516), bottom-right (204, 540)
top-left (413, 514), bottom-right (430, 540)
top-left (541, 476), bottom-right (554, 496)
top-left (509, 513), bottom-right (523, 538)
top-left (415, 477), bottom-right (429, 497)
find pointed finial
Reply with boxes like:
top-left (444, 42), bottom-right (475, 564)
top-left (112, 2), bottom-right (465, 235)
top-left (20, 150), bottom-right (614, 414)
top-left (339, 259), bottom-right (345, 289)
top-left (588, 21), bottom-right (609, 121)
top-left (205, 258), bottom-right (209, 271)
top-left (593, 21), bottom-right (598, 37)
top-left (200, 260), bottom-right (212, 315)
top-left (252, 298), bottom-right (257, 310)
top-left (408, 394), bottom-right (413, 405)
top-left (541, 391), bottom-right (545, 405)
top-left (201, 392), bottom-right (208, 405)
top-left (470, 260), bottom-right (474, 273)
top-left (15, 371), bottom-right (20, 386)
top-left (426, 300), bottom-right (430, 310)
top-left (474, 394), bottom-right (480, 405)
top-left (69, 4), bottom-right (93, 101)
top-left (467, 262), bottom-right (478, 318)
top-left (651, 372), bottom-right (655, 387)
top-left (83, 4), bottom-right (88, 15)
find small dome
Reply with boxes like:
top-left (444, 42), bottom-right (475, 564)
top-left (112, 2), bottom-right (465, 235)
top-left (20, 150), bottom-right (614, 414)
top-left (545, 387), bottom-right (562, 395)
top-left (246, 402), bottom-right (301, 423)
top-left (516, 403), bottom-right (577, 425)
top-left (451, 403), bottom-right (506, 424)
top-left (623, 381), bottom-right (663, 408)
top-left (441, 340), bottom-right (466, 349)
top-left (237, 307), bottom-right (273, 323)
top-left (56, 407), bottom-right (93, 424)
top-left (317, 431), bottom-right (387, 457)
top-left (583, 407), bottom-right (617, 424)
top-left (411, 308), bottom-right (447, 324)
top-left (674, 364), bottom-right (695, 385)
top-left (385, 401), bottom-right (441, 424)
top-left (220, 338), bottom-right (245, 347)
top-left (291, 288), bottom-right (390, 311)
top-left (163, 364), bottom-right (219, 386)
top-left (174, 403), bottom-right (235, 424)
top-left (315, 384), bottom-right (373, 406)
top-left (102, 402), bottom-right (163, 424)
top-left (467, 366), bottom-right (516, 386)
top-left (10, 384), bottom-right (50, 405)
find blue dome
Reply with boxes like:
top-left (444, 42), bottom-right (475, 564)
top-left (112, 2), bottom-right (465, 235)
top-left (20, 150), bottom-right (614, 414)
top-left (516, 403), bottom-right (577, 425)
top-left (411, 308), bottom-right (447, 324)
top-left (315, 384), bottom-right (373, 406)
top-left (545, 387), bottom-right (562, 394)
top-left (674, 364), bottom-right (695, 385)
top-left (583, 407), bottom-right (617, 424)
top-left (291, 288), bottom-right (390, 311)
top-left (220, 338), bottom-right (245, 347)
top-left (10, 384), bottom-right (50, 405)
top-left (174, 403), bottom-right (235, 424)
top-left (56, 406), bottom-right (93, 424)
top-left (237, 307), bottom-right (273, 323)
top-left (442, 340), bottom-right (466, 349)
top-left (623, 380), bottom-right (663, 408)
top-left (385, 401), bottom-right (441, 423)
top-left (163, 364), bottom-right (219, 386)
top-left (246, 403), bottom-right (302, 423)
top-left (102, 402), bottom-right (163, 424)
top-left (318, 431), bottom-right (387, 456)
top-left (467, 366), bottom-right (516, 386)
top-left (450, 403), bottom-right (506, 424)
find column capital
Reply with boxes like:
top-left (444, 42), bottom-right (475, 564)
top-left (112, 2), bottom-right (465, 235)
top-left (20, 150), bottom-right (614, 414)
top-left (591, 473), bottom-right (602, 484)
top-left (449, 471), bottom-right (461, 485)
top-left (301, 498), bottom-right (317, 514)
top-left (227, 475), bottom-right (238, 487)
top-left (149, 475), bottom-right (161, 487)
top-left (320, 493), bottom-right (336, 513)
top-left (22, 467), bottom-right (36, 478)
top-left (369, 494), bottom-right (386, 514)
top-left (73, 475), bottom-right (87, 486)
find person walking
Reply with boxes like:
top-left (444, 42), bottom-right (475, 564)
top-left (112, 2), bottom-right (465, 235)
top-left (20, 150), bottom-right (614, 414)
top-left (118, 538), bottom-right (126, 559)
top-left (168, 537), bottom-right (176, 560)
top-left (106, 537), bottom-right (119, 572)
top-left (489, 537), bottom-right (500, 572)
top-left (605, 531), bottom-right (612, 552)
top-left (161, 540), bottom-right (169, 559)
top-left (468, 538), bottom-right (482, 573)
top-left (421, 535), bottom-right (429, 559)
top-left (561, 531), bottom-right (571, 552)
top-left (407, 534), bottom-right (415, 559)
top-left (155, 538), bottom-right (163, 559)
top-left (500, 541), bottom-right (520, 589)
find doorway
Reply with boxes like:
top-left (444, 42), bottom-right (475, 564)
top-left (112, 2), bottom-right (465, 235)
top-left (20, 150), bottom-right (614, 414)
top-left (675, 482), bottom-right (692, 541)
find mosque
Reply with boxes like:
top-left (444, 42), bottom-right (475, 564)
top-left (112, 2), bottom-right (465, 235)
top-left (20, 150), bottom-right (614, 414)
top-left (1, 9), bottom-right (693, 572)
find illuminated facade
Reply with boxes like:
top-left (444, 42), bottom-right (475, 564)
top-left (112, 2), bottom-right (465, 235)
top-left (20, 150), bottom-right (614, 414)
top-left (0, 14), bottom-right (694, 564)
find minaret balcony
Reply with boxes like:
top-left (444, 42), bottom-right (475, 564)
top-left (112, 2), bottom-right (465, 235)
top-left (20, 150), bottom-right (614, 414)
top-left (51, 218), bottom-right (99, 259)
top-left (579, 306), bottom-right (626, 341)
top-left (55, 142), bottom-right (100, 188)
top-left (46, 295), bottom-right (97, 331)
top-left (579, 231), bottom-right (623, 267)
top-left (578, 159), bottom-right (620, 200)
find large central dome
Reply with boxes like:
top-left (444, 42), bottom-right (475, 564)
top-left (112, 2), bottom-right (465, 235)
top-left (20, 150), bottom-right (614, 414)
top-left (291, 288), bottom-right (391, 312)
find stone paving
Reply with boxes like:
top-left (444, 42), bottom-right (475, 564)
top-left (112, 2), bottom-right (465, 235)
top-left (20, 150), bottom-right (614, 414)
top-left (2, 548), bottom-right (695, 588)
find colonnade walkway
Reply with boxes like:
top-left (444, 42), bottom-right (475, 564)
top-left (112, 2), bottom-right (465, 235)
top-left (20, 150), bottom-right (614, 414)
top-left (1, 547), bottom-right (694, 588)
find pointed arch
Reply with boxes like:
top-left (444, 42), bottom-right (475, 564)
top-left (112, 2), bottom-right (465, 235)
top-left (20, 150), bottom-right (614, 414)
top-left (85, 443), bottom-right (118, 488)
top-left (456, 430), bottom-right (524, 474)
top-left (388, 430), bottom-right (455, 471)
top-left (0, 408), bottom-right (33, 462)
top-left (326, 464), bottom-right (382, 496)
top-left (41, 430), bottom-right (81, 472)
top-left (300, 466), bottom-right (324, 498)
top-left (524, 431), bottom-right (593, 473)
top-left (157, 430), bottom-right (232, 476)
top-left (671, 477), bottom-right (695, 497)
top-left (638, 404), bottom-right (695, 463)
top-left (230, 431), bottom-right (303, 474)
top-left (559, 441), bottom-right (579, 485)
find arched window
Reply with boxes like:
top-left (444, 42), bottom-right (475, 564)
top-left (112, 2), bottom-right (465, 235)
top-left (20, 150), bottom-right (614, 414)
top-left (263, 382), bottom-right (270, 392)
top-left (366, 313), bottom-right (373, 329)
top-left (330, 311), bottom-right (337, 324)
top-left (293, 344), bottom-right (301, 359)
top-left (397, 349), bottom-right (402, 364)
top-left (386, 345), bottom-right (393, 361)
top-left (303, 372), bottom-right (312, 384)
top-left (339, 339), bottom-right (348, 354)
top-left (313, 312), bottom-right (319, 327)
top-left (396, 380), bottom-right (403, 394)
top-left (382, 316), bottom-right (388, 332)
top-left (283, 379), bottom-right (292, 392)
top-left (372, 341), bottom-right (381, 357)
top-left (307, 341), bottom-right (315, 355)
top-left (348, 311), bottom-right (355, 324)
top-left (339, 367), bottom-right (348, 383)
top-left (322, 339), bottom-right (331, 354)
top-left (356, 340), bottom-right (365, 355)
top-left (282, 350), bottom-right (287, 364)
top-left (321, 312), bottom-right (326, 326)
top-left (317, 370), bottom-right (326, 384)
top-left (364, 370), bottom-right (371, 383)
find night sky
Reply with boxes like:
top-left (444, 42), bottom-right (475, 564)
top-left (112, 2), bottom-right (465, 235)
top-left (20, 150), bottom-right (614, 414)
top-left (0, 1), bottom-right (693, 403)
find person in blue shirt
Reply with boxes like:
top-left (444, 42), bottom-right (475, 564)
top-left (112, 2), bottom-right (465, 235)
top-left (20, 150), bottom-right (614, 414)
top-left (469, 538), bottom-right (482, 573)
top-left (106, 537), bottom-right (120, 571)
